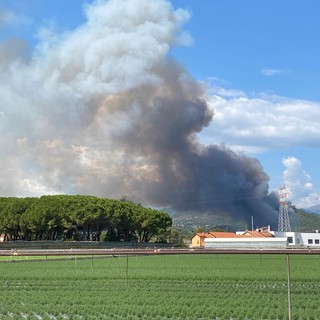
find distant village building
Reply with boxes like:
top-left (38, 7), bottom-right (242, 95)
top-left (0, 234), bottom-right (5, 242)
top-left (191, 227), bottom-right (320, 249)
top-left (191, 232), bottom-right (239, 248)
top-left (191, 227), bottom-right (287, 249)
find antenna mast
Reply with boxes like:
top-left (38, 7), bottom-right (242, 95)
top-left (278, 185), bottom-right (291, 232)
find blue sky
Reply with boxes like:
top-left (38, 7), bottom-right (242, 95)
top-left (173, 0), bottom-right (320, 208)
top-left (171, 0), bottom-right (320, 100)
top-left (1, 0), bottom-right (319, 209)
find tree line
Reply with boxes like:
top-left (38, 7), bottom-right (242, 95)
top-left (0, 195), bottom-right (172, 242)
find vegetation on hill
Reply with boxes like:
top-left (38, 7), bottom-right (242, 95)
top-left (0, 195), bottom-right (172, 242)
top-left (172, 214), bottom-right (247, 233)
top-left (291, 207), bottom-right (320, 232)
top-left (172, 207), bottom-right (320, 234)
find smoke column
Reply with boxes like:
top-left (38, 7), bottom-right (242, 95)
top-left (0, 0), bottom-right (277, 227)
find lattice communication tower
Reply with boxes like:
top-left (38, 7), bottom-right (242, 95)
top-left (278, 185), bottom-right (291, 232)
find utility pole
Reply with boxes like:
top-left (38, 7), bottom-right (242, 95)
top-left (125, 254), bottom-right (129, 287)
top-left (286, 254), bottom-right (292, 320)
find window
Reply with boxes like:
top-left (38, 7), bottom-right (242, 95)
top-left (287, 237), bottom-right (293, 244)
top-left (315, 239), bottom-right (319, 245)
top-left (308, 239), bottom-right (313, 244)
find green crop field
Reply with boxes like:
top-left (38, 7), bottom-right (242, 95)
top-left (0, 254), bottom-right (319, 319)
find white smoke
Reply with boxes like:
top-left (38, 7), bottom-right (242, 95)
top-left (0, 0), bottom-right (277, 226)
top-left (1, 0), bottom-right (189, 196)
top-left (282, 156), bottom-right (320, 208)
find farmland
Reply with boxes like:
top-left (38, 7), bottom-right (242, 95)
top-left (0, 254), bottom-right (319, 319)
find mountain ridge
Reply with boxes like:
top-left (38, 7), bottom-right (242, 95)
top-left (305, 204), bottom-right (320, 215)
top-left (172, 208), bottom-right (320, 233)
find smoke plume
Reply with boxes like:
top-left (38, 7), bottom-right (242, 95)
top-left (0, 0), bottom-right (277, 227)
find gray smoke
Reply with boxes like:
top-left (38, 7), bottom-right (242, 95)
top-left (0, 0), bottom-right (278, 227)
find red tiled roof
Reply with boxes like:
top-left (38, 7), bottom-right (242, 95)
top-left (193, 232), bottom-right (239, 239)
top-left (194, 230), bottom-right (274, 240)
top-left (196, 233), bottom-right (215, 238)
top-left (208, 232), bottom-right (240, 238)
top-left (242, 230), bottom-right (274, 238)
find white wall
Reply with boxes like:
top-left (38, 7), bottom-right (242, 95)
top-left (204, 237), bottom-right (287, 249)
top-left (272, 231), bottom-right (320, 247)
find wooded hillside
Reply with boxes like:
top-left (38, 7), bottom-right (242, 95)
top-left (0, 195), bottom-right (172, 242)
top-left (291, 208), bottom-right (320, 232)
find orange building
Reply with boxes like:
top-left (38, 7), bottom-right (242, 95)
top-left (191, 231), bottom-right (240, 248)
top-left (191, 228), bottom-right (275, 248)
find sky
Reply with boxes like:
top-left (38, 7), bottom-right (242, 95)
top-left (0, 0), bottom-right (319, 210)
top-left (172, 0), bottom-right (320, 209)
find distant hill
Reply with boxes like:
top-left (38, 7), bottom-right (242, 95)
top-left (172, 208), bottom-right (320, 233)
top-left (172, 214), bottom-right (247, 233)
top-left (305, 204), bottom-right (320, 214)
top-left (290, 208), bottom-right (320, 232)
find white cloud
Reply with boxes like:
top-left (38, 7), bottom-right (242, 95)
top-left (282, 156), bottom-right (320, 208)
top-left (261, 68), bottom-right (290, 76)
top-left (0, 9), bottom-right (31, 28)
top-left (206, 85), bottom-right (246, 98)
top-left (21, 178), bottom-right (62, 197)
top-left (199, 92), bottom-right (320, 154)
top-left (204, 77), bottom-right (246, 98)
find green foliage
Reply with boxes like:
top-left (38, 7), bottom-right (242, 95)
top-left (291, 208), bottom-right (320, 232)
top-left (0, 254), bottom-right (319, 319)
top-left (0, 195), bottom-right (172, 242)
top-left (0, 197), bottom-right (32, 240)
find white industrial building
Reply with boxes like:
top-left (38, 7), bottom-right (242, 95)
top-left (271, 231), bottom-right (320, 247)
top-left (193, 227), bottom-right (320, 249)
top-left (192, 228), bottom-right (288, 249)
top-left (204, 236), bottom-right (287, 249)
